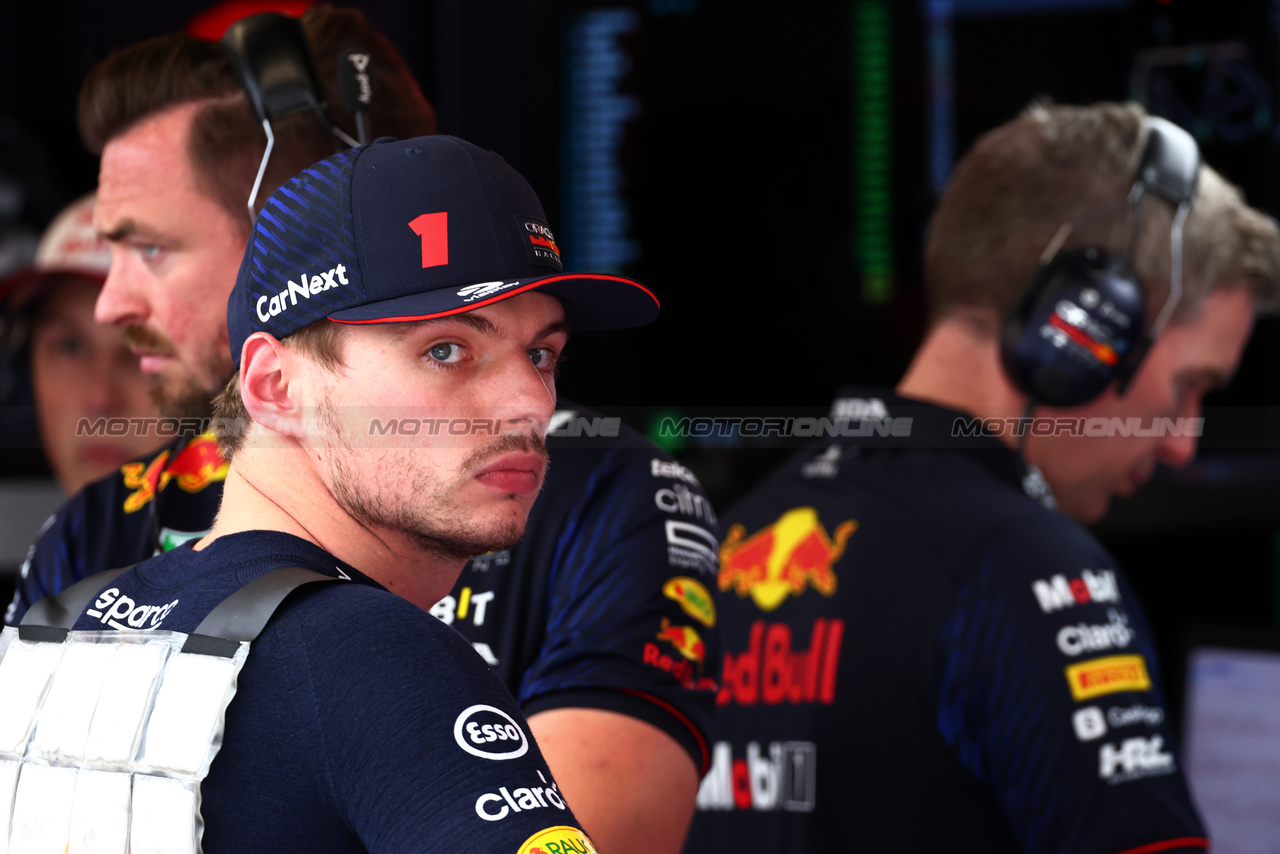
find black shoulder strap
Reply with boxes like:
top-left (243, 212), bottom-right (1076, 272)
top-left (17, 564), bottom-right (339, 658)
top-left (181, 566), bottom-right (338, 657)
top-left (18, 566), bottom-right (132, 642)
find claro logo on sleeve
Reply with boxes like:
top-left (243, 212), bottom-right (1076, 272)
top-left (476, 770), bottom-right (570, 824)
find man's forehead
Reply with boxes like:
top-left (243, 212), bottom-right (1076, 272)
top-left (95, 103), bottom-right (206, 228)
top-left (365, 296), bottom-right (570, 341)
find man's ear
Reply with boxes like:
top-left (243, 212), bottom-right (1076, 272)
top-left (240, 332), bottom-right (306, 439)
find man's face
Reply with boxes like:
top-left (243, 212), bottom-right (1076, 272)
top-left (307, 291), bottom-right (566, 560)
top-left (95, 103), bottom-right (246, 419)
top-left (1028, 286), bottom-right (1256, 523)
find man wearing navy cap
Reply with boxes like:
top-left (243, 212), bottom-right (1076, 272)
top-left (0, 136), bottom-right (652, 852)
top-left (8, 12), bottom-right (716, 853)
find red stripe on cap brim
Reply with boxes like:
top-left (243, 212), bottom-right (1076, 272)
top-left (1115, 837), bottom-right (1209, 854)
top-left (328, 273), bottom-right (659, 326)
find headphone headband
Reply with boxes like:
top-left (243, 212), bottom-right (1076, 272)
top-left (221, 13), bottom-right (360, 222)
top-left (1136, 116), bottom-right (1199, 208)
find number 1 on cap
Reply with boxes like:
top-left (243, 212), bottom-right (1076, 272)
top-left (408, 212), bottom-right (449, 269)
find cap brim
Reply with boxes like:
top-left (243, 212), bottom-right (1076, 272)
top-left (326, 272), bottom-right (659, 331)
top-left (0, 266), bottom-right (107, 306)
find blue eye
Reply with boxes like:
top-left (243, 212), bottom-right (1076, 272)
top-left (529, 347), bottom-right (559, 371)
top-left (428, 342), bottom-right (464, 363)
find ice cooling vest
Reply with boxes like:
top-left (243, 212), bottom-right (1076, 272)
top-left (0, 566), bottom-right (334, 854)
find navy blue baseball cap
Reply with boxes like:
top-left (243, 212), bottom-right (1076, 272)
top-left (227, 135), bottom-right (658, 366)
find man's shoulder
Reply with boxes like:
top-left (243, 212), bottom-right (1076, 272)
top-left (722, 430), bottom-right (1100, 592)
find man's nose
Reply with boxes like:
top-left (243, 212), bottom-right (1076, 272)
top-left (95, 254), bottom-right (148, 327)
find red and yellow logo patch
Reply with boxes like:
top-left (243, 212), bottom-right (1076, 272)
top-left (718, 507), bottom-right (856, 611)
top-left (121, 433), bottom-right (229, 513)
top-left (1065, 654), bottom-right (1152, 701)
top-left (655, 618), bottom-right (706, 664)
top-left (662, 576), bottom-right (716, 627)
top-left (517, 825), bottom-right (597, 854)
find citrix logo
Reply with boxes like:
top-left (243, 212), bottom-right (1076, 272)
top-left (256, 264), bottom-right (349, 322)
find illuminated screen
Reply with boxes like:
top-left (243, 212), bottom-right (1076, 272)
top-left (1183, 645), bottom-right (1280, 851)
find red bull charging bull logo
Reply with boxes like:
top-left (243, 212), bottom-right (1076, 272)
top-left (718, 507), bottom-right (856, 611)
top-left (122, 433), bottom-right (229, 513)
top-left (656, 618), bottom-right (706, 663)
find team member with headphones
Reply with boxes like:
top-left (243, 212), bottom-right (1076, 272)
top-left (683, 101), bottom-right (1280, 853)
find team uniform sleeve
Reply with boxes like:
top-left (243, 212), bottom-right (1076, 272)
top-left (3, 495), bottom-right (86, 626)
top-left (518, 447), bottom-right (721, 775)
top-left (287, 591), bottom-right (597, 853)
top-left (936, 519), bottom-right (1208, 854)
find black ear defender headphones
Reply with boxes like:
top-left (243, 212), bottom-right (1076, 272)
top-left (999, 116), bottom-right (1201, 409)
top-left (220, 12), bottom-right (366, 222)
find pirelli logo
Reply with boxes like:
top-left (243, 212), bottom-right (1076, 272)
top-left (1065, 654), bottom-right (1152, 701)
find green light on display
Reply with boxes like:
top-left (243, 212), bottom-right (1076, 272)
top-left (852, 0), bottom-right (893, 304)
top-left (648, 410), bottom-right (688, 454)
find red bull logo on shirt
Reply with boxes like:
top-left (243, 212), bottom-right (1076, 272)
top-left (655, 618), bottom-right (706, 663)
top-left (718, 618), bottom-right (843, 707)
top-left (121, 433), bottom-right (229, 513)
top-left (718, 508), bottom-right (856, 611)
top-left (643, 623), bottom-right (718, 693)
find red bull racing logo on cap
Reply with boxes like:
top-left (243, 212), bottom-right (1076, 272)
top-left (718, 508), bottom-right (856, 611)
top-left (520, 218), bottom-right (563, 270)
top-left (122, 433), bottom-right (229, 513)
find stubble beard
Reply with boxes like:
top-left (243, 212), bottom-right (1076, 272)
top-left (149, 374), bottom-right (217, 420)
top-left (320, 400), bottom-right (549, 562)
top-left (125, 324), bottom-right (232, 420)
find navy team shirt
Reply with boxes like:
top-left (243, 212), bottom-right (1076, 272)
top-left (683, 391), bottom-right (1207, 854)
top-left (69, 529), bottom-right (592, 853)
top-left (8, 400), bottom-right (719, 775)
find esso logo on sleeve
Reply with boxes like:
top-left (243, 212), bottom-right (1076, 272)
top-left (453, 704), bottom-right (530, 760)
